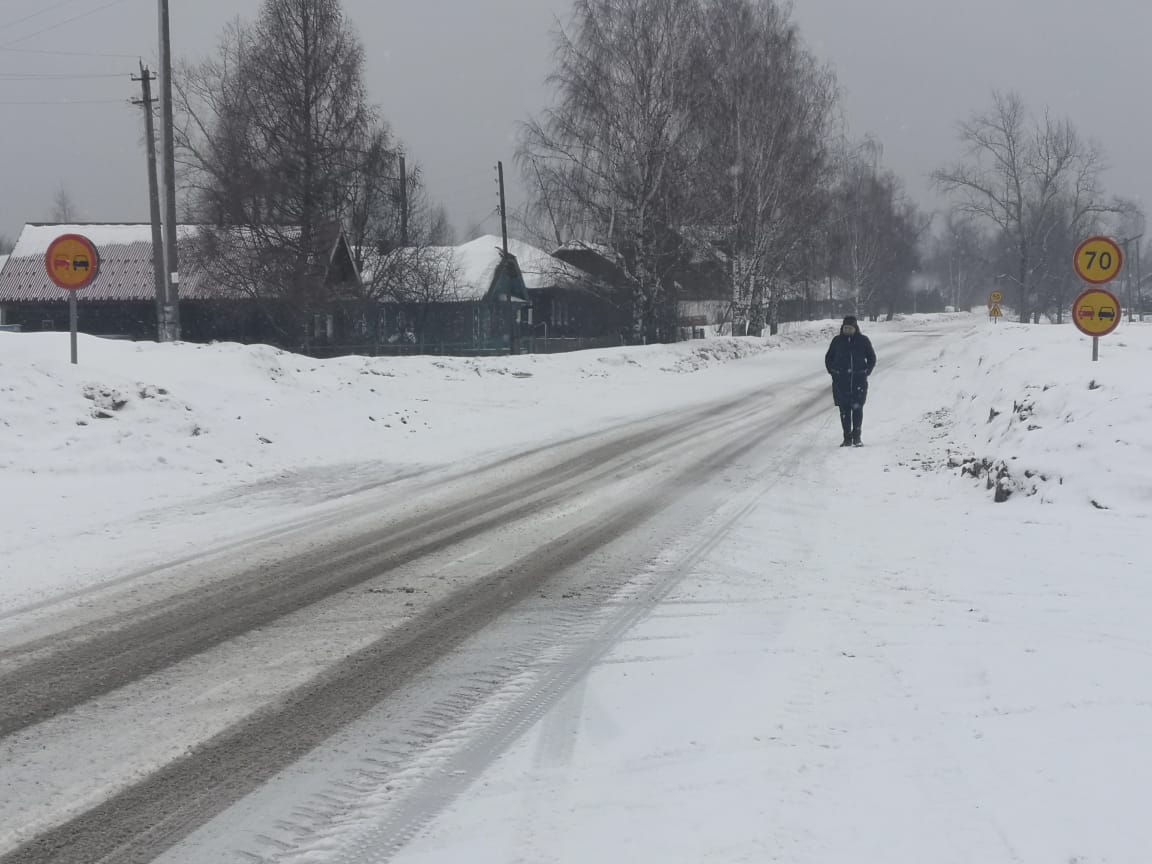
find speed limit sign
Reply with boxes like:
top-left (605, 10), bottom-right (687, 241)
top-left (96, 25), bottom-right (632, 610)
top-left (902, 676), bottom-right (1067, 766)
top-left (1074, 236), bottom-right (1124, 285)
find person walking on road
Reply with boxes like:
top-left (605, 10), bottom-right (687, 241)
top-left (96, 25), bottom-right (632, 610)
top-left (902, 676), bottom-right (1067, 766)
top-left (825, 315), bottom-right (876, 447)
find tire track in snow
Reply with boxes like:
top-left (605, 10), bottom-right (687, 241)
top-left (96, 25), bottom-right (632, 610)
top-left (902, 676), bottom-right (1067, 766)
top-left (0, 329), bottom-right (945, 863)
top-left (0, 384), bottom-right (825, 864)
top-left (0, 386), bottom-right (782, 740)
top-left (228, 400), bottom-right (821, 864)
top-left (224, 331), bottom-right (943, 864)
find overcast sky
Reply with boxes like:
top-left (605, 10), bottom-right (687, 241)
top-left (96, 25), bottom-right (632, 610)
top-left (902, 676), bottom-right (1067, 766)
top-left (2, 0), bottom-right (1151, 245)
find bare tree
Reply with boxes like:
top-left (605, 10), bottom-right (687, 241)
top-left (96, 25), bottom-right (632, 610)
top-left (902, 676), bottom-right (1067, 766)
top-left (696, 0), bottom-right (836, 335)
top-left (342, 130), bottom-right (459, 349)
top-left (425, 205), bottom-right (456, 246)
top-left (926, 210), bottom-right (992, 312)
top-left (1106, 198), bottom-right (1145, 323)
top-left (50, 184), bottom-right (80, 223)
top-left (819, 136), bottom-right (928, 320)
top-left (933, 91), bottom-right (1116, 323)
top-left (345, 122), bottom-right (403, 278)
top-left (520, 0), bottom-right (706, 342)
top-left (176, 0), bottom-right (373, 348)
top-left (371, 245), bottom-right (463, 352)
top-left (876, 195), bottom-right (931, 320)
top-left (830, 139), bottom-right (887, 316)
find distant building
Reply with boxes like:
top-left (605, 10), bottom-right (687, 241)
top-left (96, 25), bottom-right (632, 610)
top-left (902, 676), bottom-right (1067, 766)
top-left (0, 222), bottom-right (360, 347)
top-left (366, 235), bottom-right (625, 354)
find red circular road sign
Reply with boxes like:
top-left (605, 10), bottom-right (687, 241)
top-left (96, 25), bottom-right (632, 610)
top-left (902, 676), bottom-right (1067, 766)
top-left (1072, 287), bottom-right (1122, 338)
top-left (45, 233), bottom-right (100, 291)
top-left (1073, 236), bottom-right (1124, 285)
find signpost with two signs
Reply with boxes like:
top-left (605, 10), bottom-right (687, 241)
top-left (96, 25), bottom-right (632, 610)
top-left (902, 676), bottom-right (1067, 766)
top-left (1072, 236), bottom-right (1123, 362)
top-left (987, 290), bottom-right (1003, 321)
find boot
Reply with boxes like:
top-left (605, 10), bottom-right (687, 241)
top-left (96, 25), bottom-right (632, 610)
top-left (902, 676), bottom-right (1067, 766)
top-left (852, 429), bottom-right (862, 447)
top-left (840, 434), bottom-right (852, 447)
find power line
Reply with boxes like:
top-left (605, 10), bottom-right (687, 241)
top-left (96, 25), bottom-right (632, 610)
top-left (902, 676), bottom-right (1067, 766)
top-left (1, 0), bottom-right (132, 49)
top-left (0, 0), bottom-right (85, 31)
top-left (0, 72), bottom-right (127, 80)
top-left (0, 45), bottom-right (139, 58)
top-left (0, 97), bottom-right (128, 105)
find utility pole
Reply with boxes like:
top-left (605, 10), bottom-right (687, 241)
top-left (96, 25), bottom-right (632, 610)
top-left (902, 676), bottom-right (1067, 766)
top-left (1121, 234), bottom-right (1143, 323)
top-left (496, 161), bottom-right (514, 353)
top-left (1137, 242), bottom-right (1143, 322)
top-left (398, 154), bottom-right (409, 246)
top-left (158, 0), bottom-right (180, 340)
top-left (497, 161), bottom-right (509, 255)
top-left (1128, 241), bottom-right (1134, 323)
top-left (133, 63), bottom-right (167, 341)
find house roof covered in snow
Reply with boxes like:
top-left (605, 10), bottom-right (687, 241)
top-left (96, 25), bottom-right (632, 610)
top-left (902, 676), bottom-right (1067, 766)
top-left (372, 235), bottom-right (585, 303)
top-left (452, 235), bottom-right (584, 294)
top-left (0, 224), bottom-right (214, 303)
top-left (0, 223), bottom-right (356, 303)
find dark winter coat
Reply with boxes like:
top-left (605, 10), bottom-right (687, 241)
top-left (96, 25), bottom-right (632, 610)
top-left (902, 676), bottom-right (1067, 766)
top-left (825, 330), bottom-right (876, 408)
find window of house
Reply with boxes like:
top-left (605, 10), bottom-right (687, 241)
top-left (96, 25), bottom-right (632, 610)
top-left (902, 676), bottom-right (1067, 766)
top-left (313, 314), bottom-right (334, 341)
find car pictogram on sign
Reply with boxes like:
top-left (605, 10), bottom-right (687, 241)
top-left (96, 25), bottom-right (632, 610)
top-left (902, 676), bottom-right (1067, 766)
top-left (54, 257), bottom-right (71, 270)
top-left (1098, 307), bottom-right (1116, 320)
top-left (1078, 307), bottom-right (1095, 319)
top-left (72, 256), bottom-right (90, 272)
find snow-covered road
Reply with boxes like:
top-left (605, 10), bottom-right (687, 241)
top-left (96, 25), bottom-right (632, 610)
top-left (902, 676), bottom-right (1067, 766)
top-left (4, 315), bottom-right (1150, 863)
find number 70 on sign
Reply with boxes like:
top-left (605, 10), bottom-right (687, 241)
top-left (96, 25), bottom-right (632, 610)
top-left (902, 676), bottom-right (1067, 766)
top-left (1074, 236), bottom-right (1124, 285)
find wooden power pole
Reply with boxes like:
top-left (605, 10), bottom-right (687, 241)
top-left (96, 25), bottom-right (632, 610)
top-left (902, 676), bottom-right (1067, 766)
top-left (497, 160), bottom-right (509, 255)
top-left (399, 155), bottom-right (408, 246)
top-left (133, 63), bottom-right (167, 340)
top-left (496, 161), bottom-right (517, 353)
top-left (157, 0), bottom-right (180, 340)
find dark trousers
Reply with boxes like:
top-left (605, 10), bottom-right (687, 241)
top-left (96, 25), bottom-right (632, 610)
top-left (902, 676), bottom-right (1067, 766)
top-left (839, 406), bottom-right (863, 437)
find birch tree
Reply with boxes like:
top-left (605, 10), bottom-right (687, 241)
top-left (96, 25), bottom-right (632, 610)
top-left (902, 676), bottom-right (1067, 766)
top-left (520, 0), bottom-right (706, 341)
top-left (696, 0), bottom-right (836, 335)
top-left (934, 91), bottom-right (1115, 323)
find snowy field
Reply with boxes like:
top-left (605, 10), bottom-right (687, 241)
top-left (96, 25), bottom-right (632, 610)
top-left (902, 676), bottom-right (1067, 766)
top-left (4, 313), bottom-right (1152, 862)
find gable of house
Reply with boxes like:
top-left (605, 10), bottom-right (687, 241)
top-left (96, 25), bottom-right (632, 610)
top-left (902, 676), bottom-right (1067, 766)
top-left (375, 235), bottom-right (588, 304)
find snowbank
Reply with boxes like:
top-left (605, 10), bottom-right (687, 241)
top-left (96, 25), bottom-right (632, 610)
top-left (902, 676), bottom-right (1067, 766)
top-left (929, 320), bottom-right (1152, 510)
top-left (0, 328), bottom-right (800, 606)
top-left (0, 333), bottom-right (782, 482)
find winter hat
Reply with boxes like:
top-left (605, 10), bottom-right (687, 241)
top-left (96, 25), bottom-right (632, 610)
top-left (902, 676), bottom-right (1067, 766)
top-left (842, 315), bottom-right (858, 329)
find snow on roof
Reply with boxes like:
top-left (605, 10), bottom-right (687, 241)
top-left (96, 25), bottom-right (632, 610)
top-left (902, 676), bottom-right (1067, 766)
top-left (0, 223), bottom-right (354, 304)
top-left (447, 235), bottom-right (584, 294)
top-left (555, 240), bottom-right (617, 258)
top-left (9, 223), bottom-right (198, 258)
top-left (374, 235), bottom-right (585, 302)
top-left (0, 224), bottom-right (214, 303)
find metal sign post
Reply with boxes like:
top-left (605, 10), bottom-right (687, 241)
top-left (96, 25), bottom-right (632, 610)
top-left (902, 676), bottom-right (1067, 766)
top-left (44, 234), bottom-right (101, 365)
top-left (1072, 237), bottom-right (1124, 362)
top-left (987, 291), bottom-right (1003, 323)
top-left (1072, 287), bottom-right (1121, 362)
top-left (69, 291), bottom-right (79, 365)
